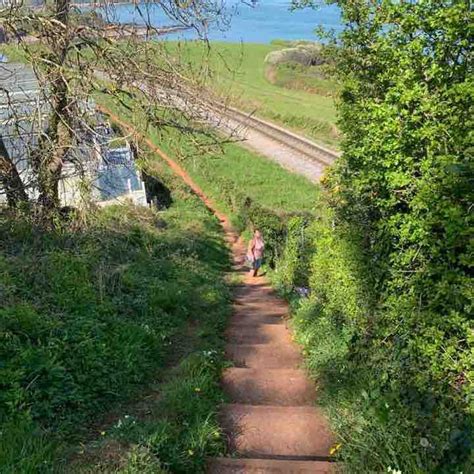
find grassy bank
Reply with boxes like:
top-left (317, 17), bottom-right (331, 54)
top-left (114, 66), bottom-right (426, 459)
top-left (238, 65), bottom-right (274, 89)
top-left (0, 155), bottom-right (231, 472)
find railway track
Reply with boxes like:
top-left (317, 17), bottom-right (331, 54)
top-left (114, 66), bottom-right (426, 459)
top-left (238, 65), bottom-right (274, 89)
top-left (96, 70), bottom-right (340, 178)
top-left (213, 104), bottom-right (340, 168)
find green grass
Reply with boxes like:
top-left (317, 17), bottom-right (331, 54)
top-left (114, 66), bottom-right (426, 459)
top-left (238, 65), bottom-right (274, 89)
top-left (96, 89), bottom-right (319, 217)
top-left (160, 41), bottom-right (339, 147)
top-left (70, 341), bottom-right (228, 473)
top-left (158, 133), bottom-right (319, 215)
top-left (0, 157), bottom-right (231, 472)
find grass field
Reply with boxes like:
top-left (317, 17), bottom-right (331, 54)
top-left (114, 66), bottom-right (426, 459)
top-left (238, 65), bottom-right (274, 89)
top-left (161, 41), bottom-right (339, 148)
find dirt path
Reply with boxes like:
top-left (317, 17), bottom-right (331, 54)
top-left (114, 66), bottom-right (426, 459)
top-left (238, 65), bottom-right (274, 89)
top-left (99, 105), bottom-right (335, 473)
top-left (208, 240), bottom-right (335, 473)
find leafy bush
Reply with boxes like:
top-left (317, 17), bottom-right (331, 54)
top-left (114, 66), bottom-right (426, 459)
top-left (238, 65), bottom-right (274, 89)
top-left (278, 1), bottom-right (473, 470)
top-left (265, 61), bottom-right (338, 97)
top-left (283, 194), bottom-right (471, 471)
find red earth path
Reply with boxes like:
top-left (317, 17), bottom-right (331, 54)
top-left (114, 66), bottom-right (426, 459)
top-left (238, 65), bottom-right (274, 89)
top-left (99, 105), bottom-right (336, 473)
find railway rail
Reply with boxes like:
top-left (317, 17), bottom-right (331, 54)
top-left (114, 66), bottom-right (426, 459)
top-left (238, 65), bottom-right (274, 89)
top-left (96, 70), bottom-right (340, 178)
top-left (213, 104), bottom-right (340, 168)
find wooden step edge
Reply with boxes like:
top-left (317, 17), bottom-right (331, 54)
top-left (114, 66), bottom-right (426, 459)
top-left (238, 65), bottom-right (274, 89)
top-left (207, 456), bottom-right (339, 473)
top-left (228, 454), bottom-right (335, 462)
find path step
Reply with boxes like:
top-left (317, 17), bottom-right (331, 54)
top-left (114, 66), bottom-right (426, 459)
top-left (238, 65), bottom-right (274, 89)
top-left (234, 298), bottom-right (288, 312)
top-left (225, 324), bottom-right (291, 345)
top-left (226, 344), bottom-right (301, 369)
top-left (230, 311), bottom-right (286, 326)
top-left (234, 285), bottom-right (277, 298)
top-left (208, 457), bottom-right (335, 473)
top-left (220, 404), bottom-right (333, 458)
top-left (222, 368), bottom-right (315, 406)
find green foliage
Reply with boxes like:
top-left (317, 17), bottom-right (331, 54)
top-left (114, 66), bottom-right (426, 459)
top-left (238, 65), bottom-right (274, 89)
top-left (0, 194), bottom-right (230, 471)
top-left (262, 108), bottom-right (339, 146)
top-left (0, 418), bottom-right (57, 474)
top-left (281, 1), bottom-right (473, 471)
top-left (80, 350), bottom-right (227, 474)
top-left (266, 62), bottom-right (338, 97)
top-left (117, 447), bottom-right (167, 474)
top-left (272, 216), bottom-right (314, 292)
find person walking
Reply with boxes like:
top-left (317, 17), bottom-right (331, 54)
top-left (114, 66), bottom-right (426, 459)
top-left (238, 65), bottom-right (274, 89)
top-left (247, 229), bottom-right (265, 277)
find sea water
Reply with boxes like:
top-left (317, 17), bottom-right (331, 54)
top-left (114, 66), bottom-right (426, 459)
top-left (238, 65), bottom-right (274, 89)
top-left (100, 0), bottom-right (342, 43)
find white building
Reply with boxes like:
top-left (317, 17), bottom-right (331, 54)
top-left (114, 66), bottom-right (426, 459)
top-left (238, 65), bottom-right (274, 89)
top-left (0, 61), bottom-right (147, 207)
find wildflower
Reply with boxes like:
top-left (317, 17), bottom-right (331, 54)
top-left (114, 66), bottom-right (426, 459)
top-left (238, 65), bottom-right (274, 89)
top-left (420, 437), bottom-right (430, 448)
top-left (100, 431), bottom-right (106, 436)
top-left (194, 387), bottom-right (201, 392)
top-left (329, 443), bottom-right (341, 455)
top-left (188, 449), bottom-right (194, 456)
top-left (387, 468), bottom-right (402, 474)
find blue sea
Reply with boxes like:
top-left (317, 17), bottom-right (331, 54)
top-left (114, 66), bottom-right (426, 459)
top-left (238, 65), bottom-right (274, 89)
top-left (99, 1), bottom-right (342, 43)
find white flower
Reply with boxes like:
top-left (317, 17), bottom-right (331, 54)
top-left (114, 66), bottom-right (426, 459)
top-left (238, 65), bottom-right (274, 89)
top-left (420, 437), bottom-right (430, 448)
top-left (387, 468), bottom-right (402, 474)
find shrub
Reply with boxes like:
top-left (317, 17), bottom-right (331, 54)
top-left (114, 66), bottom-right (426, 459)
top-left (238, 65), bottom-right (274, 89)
top-left (277, 188), bottom-right (472, 472)
top-left (264, 44), bottom-right (324, 67)
top-left (278, 1), bottom-right (473, 470)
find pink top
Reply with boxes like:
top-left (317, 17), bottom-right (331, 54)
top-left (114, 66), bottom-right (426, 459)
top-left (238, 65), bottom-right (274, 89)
top-left (248, 237), bottom-right (265, 260)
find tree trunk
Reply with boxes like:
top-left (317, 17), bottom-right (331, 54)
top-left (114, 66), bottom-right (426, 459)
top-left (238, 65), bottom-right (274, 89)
top-left (33, 0), bottom-right (72, 211)
top-left (36, 102), bottom-right (71, 210)
top-left (0, 135), bottom-right (28, 207)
